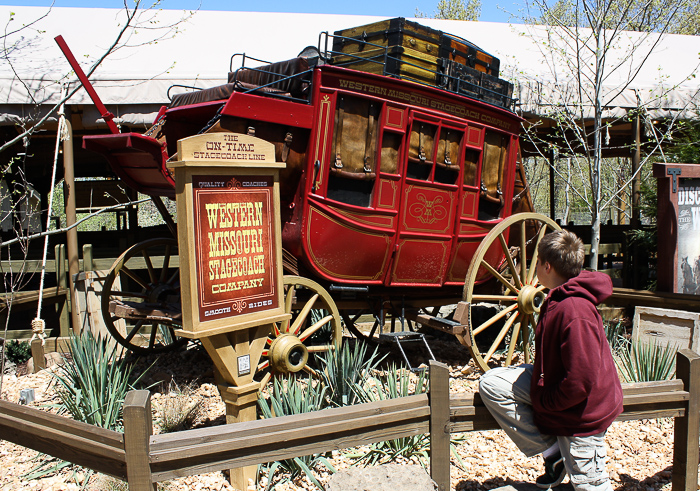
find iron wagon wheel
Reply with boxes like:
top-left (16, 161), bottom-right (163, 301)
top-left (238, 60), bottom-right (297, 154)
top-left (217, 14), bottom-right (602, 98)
top-left (101, 238), bottom-right (186, 354)
top-left (256, 275), bottom-right (342, 387)
top-left (460, 213), bottom-right (561, 372)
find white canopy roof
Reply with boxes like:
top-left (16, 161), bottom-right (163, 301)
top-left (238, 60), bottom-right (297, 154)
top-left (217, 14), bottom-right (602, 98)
top-left (1, 6), bottom-right (699, 128)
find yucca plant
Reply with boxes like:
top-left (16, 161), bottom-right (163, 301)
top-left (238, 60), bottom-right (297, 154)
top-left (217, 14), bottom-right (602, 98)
top-left (257, 375), bottom-right (336, 490)
top-left (604, 320), bottom-right (627, 354)
top-left (615, 337), bottom-right (677, 383)
top-left (348, 364), bottom-right (432, 466)
top-left (317, 340), bottom-right (385, 407)
top-left (24, 331), bottom-right (151, 484)
top-left (52, 330), bottom-right (149, 430)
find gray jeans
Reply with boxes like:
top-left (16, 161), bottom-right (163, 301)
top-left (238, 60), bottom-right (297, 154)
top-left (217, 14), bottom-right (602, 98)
top-left (478, 365), bottom-right (613, 491)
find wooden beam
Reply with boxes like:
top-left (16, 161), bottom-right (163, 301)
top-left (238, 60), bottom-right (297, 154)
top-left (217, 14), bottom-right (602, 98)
top-left (0, 399), bottom-right (125, 478)
top-left (123, 390), bottom-right (157, 491)
top-left (672, 349), bottom-right (700, 491)
top-left (429, 361), bottom-right (451, 491)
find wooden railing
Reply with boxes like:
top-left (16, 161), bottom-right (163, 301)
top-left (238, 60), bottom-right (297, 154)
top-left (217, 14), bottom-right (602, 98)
top-left (0, 349), bottom-right (698, 491)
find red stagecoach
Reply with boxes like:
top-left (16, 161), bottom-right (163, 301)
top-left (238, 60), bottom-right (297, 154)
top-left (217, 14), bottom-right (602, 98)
top-left (73, 18), bottom-right (559, 373)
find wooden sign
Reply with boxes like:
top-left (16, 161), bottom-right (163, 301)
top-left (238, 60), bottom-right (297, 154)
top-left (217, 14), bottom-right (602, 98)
top-left (168, 133), bottom-right (288, 336)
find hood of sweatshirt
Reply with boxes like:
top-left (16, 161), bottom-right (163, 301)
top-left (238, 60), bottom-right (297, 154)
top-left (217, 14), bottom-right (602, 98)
top-left (546, 270), bottom-right (613, 307)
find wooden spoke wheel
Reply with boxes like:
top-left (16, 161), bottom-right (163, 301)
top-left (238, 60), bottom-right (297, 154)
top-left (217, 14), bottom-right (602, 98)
top-left (101, 238), bottom-right (186, 355)
top-left (256, 276), bottom-right (342, 386)
top-left (460, 213), bottom-right (560, 372)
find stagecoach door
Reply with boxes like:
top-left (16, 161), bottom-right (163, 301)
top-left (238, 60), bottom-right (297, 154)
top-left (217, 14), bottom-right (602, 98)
top-left (389, 112), bottom-right (463, 287)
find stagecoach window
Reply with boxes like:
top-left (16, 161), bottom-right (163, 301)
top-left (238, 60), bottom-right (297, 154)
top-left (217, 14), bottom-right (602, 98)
top-left (463, 149), bottom-right (479, 187)
top-left (327, 95), bottom-right (379, 207)
top-left (478, 130), bottom-right (508, 220)
top-left (327, 174), bottom-right (374, 207)
top-left (407, 122), bottom-right (436, 181)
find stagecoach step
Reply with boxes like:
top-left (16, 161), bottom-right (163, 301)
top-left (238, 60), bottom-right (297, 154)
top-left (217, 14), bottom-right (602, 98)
top-left (378, 331), bottom-right (435, 372)
top-left (404, 309), bottom-right (467, 336)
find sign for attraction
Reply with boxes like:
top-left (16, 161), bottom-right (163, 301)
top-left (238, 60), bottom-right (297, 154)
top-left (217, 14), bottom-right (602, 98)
top-left (193, 174), bottom-right (278, 322)
top-left (654, 163), bottom-right (700, 294)
top-left (676, 178), bottom-right (700, 294)
top-left (169, 133), bottom-right (287, 335)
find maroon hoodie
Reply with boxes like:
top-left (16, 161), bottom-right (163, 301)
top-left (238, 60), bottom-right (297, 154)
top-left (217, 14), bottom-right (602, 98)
top-left (530, 270), bottom-right (623, 436)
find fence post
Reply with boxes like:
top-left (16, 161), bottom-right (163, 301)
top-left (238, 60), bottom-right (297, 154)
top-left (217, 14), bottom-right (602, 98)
top-left (123, 390), bottom-right (157, 491)
top-left (30, 338), bottom-right (46, 373)
top-left (672, 349), bottom-right (700, 491)
top-left (429, 360), bottom-right (450, 491)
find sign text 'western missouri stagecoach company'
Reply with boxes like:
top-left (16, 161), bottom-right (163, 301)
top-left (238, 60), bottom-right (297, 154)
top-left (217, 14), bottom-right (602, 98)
top-left (193, 175), bottom-right (278, 322)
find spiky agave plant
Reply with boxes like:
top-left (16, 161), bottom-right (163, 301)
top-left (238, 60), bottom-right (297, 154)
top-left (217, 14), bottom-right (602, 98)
top-left (25, 331), bottom-right (150, 483)
top-left (52, 330), bottom-right (149, 429)
top-left (317, 340), bottom-right (385, 407)
top-left (257, 375), bottom-right (336, 490)
top-left (348, 364), bottom-right (431, 466)
top-left (615, 337), bottom-right (677, 383)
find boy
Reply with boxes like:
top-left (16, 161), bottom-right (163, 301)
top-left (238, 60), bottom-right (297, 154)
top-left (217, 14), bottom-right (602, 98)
top-left (479, 229), bottom-right (623, 491)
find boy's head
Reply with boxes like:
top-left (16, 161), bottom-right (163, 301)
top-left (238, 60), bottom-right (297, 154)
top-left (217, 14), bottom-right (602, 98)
top-left (537, 229), bottom-right (585, 280)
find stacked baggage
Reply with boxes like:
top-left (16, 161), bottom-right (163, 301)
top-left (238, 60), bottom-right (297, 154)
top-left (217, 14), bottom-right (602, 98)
top-left (330, 18), bottom-right (514, 110)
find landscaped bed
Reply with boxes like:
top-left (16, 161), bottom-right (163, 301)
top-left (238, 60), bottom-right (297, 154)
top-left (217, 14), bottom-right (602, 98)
top-left (0, 333), bottom-right (675, 491)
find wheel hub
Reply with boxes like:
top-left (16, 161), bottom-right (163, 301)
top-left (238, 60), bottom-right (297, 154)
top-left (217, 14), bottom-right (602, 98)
top-left (269, 334), bottom-right (309, 373)
top-left (518, 284), bottom-right (546, 315)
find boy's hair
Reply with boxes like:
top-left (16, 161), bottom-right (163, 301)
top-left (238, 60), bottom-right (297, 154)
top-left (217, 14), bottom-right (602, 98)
top-left (538, 230), bottom-right (585, 279)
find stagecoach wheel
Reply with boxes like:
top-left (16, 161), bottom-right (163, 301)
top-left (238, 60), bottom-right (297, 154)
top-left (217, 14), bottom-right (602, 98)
top-left (101, 238), bottom-right (186, 355)
top-left (256, 275), bottom-right (342, 386)
top-left (461, 213), bottom-right (560, 372)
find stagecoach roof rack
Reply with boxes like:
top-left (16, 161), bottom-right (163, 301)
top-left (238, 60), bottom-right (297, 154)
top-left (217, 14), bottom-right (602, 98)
top-left (318, 31), bottom-right (517, 112)
top-left (168, 53), bottom-right (316, 108)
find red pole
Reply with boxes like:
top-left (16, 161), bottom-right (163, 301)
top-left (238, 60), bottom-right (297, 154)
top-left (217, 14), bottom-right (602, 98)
top-left (54, 35), bottom-right (120, 134)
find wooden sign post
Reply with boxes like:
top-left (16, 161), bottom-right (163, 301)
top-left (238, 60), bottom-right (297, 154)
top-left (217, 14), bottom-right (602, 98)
top-left (654, 163), bottom-right (700, 294)
top-left (168, 133), bottom-right (289, 490)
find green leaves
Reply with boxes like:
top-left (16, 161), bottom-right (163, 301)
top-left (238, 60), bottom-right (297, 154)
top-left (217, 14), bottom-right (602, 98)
top-left (615, 337), bottom-right (677, 382)
top-left (257, 375), bottom-right (334, 490)
top-left (4, 339), bottom-right (31, 364)
top-left (317, 340), bottom-right (385, 407)
top-left (52, 330), bottom-right (149, 430)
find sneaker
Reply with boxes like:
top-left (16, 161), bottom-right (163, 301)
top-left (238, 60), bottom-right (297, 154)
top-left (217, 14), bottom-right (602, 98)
top-left (535, 452), bottom-right (566, 489)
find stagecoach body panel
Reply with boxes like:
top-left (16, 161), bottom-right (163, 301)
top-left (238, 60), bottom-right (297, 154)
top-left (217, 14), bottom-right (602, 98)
top-left (292, 66), bottom-right (521, 288)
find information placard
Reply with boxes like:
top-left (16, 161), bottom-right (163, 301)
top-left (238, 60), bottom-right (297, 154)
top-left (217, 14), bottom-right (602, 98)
top-left (169, 133), bottom-right (287, 336)
top-left (193, 174), bottom-right (278, 321)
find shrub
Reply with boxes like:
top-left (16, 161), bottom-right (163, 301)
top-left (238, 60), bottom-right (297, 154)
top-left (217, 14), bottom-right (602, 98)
top-left (604, 320), bottom-right (627, 354)
top-left (25, 331), bottom-right (150, 483)
top-left (5, 339), bottom-right (31, 364)
top-left (158, 380), bottom-right (203, 433)
top-left (349, 364), bottom-right (432, 466)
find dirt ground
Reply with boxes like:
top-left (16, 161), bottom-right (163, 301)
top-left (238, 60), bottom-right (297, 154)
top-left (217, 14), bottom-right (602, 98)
top-left (0, 331), bottom-right (682, 491)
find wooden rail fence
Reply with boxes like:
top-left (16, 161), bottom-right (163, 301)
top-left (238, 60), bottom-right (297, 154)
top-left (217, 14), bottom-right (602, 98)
top-left (0, 350), bottom-right (699, 491)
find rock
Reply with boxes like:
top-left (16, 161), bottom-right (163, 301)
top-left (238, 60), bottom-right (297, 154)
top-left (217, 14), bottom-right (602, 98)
top-left (326, 463), bottom-right (437, 491)
top-left (2, 359), bottom-right (16, 375)
top-left (26, 351), bottom-right (63, 373)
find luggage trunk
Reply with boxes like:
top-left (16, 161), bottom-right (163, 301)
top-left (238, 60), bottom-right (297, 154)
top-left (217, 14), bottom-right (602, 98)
top-left (440, 59), bottom-right (513, 109)
top-left (332, 17), bottom-right (442, 87)
top-left (439, 33), bottom-right (500, 77)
